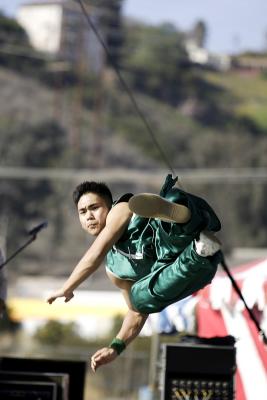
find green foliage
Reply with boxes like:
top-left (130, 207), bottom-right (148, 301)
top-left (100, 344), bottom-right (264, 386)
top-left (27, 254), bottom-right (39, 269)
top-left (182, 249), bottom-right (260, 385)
top-left (0, 120), bottom-right (68, 168)
top-left (120, 20), bottom-right (238, 131)
top-left (34, 320), bottom-right (90, 346)
top-left (0, 119), bottom-right (70, 246)
top-left (203, 70), bottom-right (267, 133)
top-left (0, 12), bottom-right (29, 46)
top-left (191, 20), bottom-right (207, 48)
top-left (0, 12), bottom-right (44, 74)
top-left (122, 23), bottom-right (189, 105)
top-left (40, 67), bottom-right (80, 89)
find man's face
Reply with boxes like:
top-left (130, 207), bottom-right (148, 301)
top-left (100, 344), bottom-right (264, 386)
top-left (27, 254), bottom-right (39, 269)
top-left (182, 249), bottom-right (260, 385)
top-left (77, 192), bottom-right (110, 236)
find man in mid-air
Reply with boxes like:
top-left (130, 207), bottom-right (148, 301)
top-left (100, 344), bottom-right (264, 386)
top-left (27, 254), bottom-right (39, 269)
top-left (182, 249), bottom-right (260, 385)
top-left (47, 175), bottom-right (222, 371)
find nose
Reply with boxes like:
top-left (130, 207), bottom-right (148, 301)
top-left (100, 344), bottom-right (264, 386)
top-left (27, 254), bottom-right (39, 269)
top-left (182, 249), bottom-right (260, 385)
top-left (86, 209), bottom-right (93, 220)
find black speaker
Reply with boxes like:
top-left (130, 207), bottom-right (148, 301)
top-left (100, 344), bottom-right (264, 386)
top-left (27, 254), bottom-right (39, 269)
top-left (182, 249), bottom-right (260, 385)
top-left (161, 338), bottom-right (236, 400)
top-left (0, 357), bottom-right (87, 400)
top-left (0, 378), bottom-right (57, 400)
top-left (0, 370), bottom-right (68, 400)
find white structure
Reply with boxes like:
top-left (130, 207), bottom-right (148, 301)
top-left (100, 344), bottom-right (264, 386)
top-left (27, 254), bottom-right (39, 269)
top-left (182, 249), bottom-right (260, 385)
top-left (185, 39), bottom-right (231, 71)
top-left (16, 0), bottom-right (104, 72)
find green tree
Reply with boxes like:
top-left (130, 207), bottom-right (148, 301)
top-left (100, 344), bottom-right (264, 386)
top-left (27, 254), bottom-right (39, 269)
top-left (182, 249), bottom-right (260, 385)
top-left (34, 320), bottom-right (90, 346)
top-left (122, 23), bottom-right (189, 105)
top-left (0, 120), bottom-right (69, 250)
top-left (0, 12), bottom-right (44, 73)
top-left (0, 306), bottom-right (21, 333)
top-left (0, 11), bottom-right (29, 46)
top-left (191, 20), bottom-right (207, 48)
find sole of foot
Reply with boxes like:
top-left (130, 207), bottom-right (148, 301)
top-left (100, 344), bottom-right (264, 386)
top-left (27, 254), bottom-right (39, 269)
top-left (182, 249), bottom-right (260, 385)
top-left (129, 193), bottom-right (191, 223)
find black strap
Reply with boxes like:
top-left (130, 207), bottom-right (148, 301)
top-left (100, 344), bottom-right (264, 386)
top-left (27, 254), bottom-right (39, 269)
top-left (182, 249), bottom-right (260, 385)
top-left (113, 193), bottom-right (133, 206)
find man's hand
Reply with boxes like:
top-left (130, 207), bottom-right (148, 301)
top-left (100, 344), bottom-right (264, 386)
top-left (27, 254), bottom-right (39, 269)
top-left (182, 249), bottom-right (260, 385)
top-left (46, 289), bottom-right (74, 304)
top-left (91, 347), bottom-right (118, 372)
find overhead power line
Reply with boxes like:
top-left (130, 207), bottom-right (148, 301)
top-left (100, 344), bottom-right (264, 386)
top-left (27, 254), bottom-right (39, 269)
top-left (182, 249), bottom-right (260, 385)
top-left (0, 166), bottom-right (267, 184)
top-left (75, 0), bottom-right (176, 177)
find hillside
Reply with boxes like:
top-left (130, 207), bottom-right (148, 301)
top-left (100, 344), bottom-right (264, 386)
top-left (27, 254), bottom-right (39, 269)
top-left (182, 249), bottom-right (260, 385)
top-left (0, 67), bottom-right (157, 169)
top-left (1, 61), bottom-right (267, 280)
top-left (203, 70), bottom-right (267, 132)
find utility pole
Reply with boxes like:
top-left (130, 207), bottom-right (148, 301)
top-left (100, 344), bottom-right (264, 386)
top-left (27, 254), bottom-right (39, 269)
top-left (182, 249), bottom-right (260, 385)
top-left (71, 3), bottom-right (87, 160)
top-left (67, 1), bottom-right (106, 167)
top-left (91, 48), bottom-right (105, 168)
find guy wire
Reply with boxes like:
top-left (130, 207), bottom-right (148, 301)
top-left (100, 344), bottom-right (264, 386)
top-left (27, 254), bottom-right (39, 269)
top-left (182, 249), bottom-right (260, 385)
top-left (75, 0), bottom-right (177, 177)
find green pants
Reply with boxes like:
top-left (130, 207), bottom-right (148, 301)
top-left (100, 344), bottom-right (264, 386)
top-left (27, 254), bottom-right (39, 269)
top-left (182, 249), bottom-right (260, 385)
top-left (130, 242), bottom-right (222, 314)
top-left (129, 175), bottom-right (222, 314)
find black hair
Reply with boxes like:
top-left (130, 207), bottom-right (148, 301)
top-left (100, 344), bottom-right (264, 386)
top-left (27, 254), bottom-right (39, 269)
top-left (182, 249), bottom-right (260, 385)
top-left (73, 181), bottom-right (113, 208)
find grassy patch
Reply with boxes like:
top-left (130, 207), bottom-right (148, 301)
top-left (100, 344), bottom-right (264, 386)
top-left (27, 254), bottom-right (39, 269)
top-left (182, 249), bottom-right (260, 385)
top-left (203, 71), bottom-right (267, 132)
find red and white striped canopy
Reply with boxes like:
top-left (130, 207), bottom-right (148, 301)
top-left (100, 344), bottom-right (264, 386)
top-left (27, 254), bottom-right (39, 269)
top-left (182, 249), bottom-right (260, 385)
top-left (197, 258), bottom-right (267, 400)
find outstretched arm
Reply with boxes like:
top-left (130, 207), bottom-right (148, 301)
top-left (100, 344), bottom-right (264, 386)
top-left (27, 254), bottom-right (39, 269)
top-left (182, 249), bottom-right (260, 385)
top-left (91, 307), bottom-right (148, 372)
top-left (47, 203), bottom-right (132, 304)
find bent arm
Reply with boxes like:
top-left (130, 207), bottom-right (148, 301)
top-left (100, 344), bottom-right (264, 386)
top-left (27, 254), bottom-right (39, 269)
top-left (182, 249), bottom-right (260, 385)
top-left (116, 286), bottom-right (148, 345)
top-left (116, 308), bottom-right (148, 345)
top-left (91, 308), bottom-right (148, 371)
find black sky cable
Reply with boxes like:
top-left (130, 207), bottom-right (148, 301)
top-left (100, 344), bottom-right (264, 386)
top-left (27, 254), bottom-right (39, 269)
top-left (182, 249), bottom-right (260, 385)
top-left (75, 0), bottom-right (176, 177)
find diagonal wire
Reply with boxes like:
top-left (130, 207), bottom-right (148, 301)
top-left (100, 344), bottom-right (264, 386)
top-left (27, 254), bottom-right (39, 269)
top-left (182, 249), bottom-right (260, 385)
top-left (75, 0), bottom-right (176, 177)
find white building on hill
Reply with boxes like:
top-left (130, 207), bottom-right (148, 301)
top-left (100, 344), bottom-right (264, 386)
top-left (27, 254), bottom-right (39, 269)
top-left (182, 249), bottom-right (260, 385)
top-left (185, 39), bottom-right (231, 71)
top-left (16, 0), bottom-right (104, 72)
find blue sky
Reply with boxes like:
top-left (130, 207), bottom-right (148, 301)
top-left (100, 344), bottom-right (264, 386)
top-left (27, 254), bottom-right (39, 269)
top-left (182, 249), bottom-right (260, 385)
top-left (1, 0), bottom-right (267, 54)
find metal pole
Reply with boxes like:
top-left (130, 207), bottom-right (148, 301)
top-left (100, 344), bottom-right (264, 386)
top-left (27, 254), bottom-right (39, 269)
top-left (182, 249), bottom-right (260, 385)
top-left (0, 235), bottom-right (37, 271)
top-left (220, 253), bottom-right (267, 345)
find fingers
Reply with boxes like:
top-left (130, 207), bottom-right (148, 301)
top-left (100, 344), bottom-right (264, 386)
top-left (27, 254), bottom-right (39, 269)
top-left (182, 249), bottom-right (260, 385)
top-left (91, 353), bottom-right (101, 372)
top-left (47, 297), bottom-right (55, 304)
top-left (91, 349), bottom-right (105, 372)
top-left (46, 291), bottom-right (61, 304)
top-left (91, 356), bottom-right (105, 372)
top-left (90, 348), bottom-right (117, 372)
top-left (91, 356), bottom-right (97, 372)
top-left (46, 291), bottom-right (74, 304)
top-left (91, 350), bottom-right (102, 372)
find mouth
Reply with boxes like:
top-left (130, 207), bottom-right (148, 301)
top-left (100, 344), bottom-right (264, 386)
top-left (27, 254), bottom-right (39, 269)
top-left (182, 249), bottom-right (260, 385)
top-left (86, 223), bottom-right (100, 236)
top-left (87, 223), bottom-right (98, 229)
